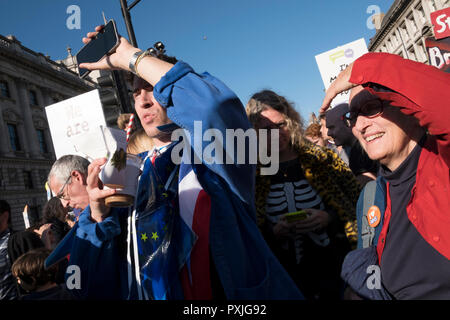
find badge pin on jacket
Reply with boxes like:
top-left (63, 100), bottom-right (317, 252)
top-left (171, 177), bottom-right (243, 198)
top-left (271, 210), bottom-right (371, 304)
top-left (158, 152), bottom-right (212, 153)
top-left (367, 205), bottom-right (381, 228)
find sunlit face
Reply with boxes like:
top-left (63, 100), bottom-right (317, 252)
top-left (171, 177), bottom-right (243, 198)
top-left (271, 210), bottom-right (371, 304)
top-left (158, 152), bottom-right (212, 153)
top-left (49, 171), bottom-right (89, 210)
top-left (257, 108), bottom-right (291, 154)
top-left (350, 102), bottom-right (418, 171)
top-left (132, 78), bottom-right (172, 139)
top-left (349, 86), bottom-right (423, 170)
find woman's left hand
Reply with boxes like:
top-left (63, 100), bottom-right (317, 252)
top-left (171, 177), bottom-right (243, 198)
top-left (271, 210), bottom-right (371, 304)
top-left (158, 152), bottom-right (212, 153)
top-left (292, 209), bottom-right (331, 234)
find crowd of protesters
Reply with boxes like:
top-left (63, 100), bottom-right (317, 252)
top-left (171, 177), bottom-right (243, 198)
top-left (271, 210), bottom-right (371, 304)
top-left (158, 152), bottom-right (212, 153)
top-left (0, 24), bottom-right (449, 300)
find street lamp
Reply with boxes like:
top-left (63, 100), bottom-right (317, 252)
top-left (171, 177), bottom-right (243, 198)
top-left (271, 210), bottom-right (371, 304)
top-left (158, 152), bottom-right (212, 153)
top-left (119, 0), bottom-right (141, 47)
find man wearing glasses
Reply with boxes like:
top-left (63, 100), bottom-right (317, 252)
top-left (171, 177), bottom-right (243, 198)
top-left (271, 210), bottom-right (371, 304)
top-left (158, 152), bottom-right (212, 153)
top-left (323, 103), bottom-right (378, 187)
top-left (47, 155), bottom-right (91, 211)
top-left (320, 52), bottom-right (450, 299)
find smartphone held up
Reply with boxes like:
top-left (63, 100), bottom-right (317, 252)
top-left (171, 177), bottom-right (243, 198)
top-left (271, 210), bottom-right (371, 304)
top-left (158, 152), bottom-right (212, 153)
top-left (76, 19), bottom-right (119, 78)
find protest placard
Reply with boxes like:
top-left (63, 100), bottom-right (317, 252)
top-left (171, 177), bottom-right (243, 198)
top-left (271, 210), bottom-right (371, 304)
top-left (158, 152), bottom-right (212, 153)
top-left (430, 7), bottom-right (450, 40)
top-left (315, 38), bottom-right (368, 107)
top-left (425, 36), bottom-right (450, 73)
top-left (45, 89), bottom-right (109, 160)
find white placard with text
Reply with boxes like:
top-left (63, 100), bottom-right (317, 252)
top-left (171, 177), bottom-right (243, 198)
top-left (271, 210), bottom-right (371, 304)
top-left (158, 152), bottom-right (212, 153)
top-left (45, 89), bottom-right (108, 160)
top-left (315, 38), bottom-right (368, 107)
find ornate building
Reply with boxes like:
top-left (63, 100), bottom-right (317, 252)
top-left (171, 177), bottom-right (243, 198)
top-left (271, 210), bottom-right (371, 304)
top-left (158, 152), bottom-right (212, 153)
top-left (369, 0), bottom-right (449, 62)
top-left (0, 34), bottom-right (95, 230)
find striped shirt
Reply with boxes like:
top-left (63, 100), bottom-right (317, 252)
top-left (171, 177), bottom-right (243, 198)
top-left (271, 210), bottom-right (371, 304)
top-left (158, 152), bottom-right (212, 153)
top-left (265, 158), bottom-right (330, 264)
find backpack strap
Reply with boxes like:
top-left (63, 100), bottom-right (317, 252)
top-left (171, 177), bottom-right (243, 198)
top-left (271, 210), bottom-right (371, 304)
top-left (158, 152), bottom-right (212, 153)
top-left (361, 180), bottom-right (377, 248)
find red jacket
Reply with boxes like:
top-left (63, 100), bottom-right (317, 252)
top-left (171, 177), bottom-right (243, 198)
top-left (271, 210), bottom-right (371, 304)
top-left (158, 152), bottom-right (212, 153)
top-left (349, 52), bottom-right (450, 260)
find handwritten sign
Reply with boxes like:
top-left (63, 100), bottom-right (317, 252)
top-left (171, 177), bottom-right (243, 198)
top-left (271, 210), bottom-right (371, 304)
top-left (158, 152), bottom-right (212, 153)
top-left (45, 89), bottom-right (107, 159)
top-left (315, 38), bottom-right (368, 107)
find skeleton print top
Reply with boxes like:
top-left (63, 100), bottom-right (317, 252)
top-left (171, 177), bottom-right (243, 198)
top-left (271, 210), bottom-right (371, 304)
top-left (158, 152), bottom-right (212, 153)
top-left (265, 157), bottom-right (330, 264)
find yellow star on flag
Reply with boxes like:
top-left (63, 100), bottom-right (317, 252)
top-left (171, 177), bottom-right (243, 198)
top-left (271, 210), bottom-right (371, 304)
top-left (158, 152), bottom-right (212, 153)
top-left (141, 233), bottom-right (148, 242)
top-left (151, 232), bottom-right (159, 241)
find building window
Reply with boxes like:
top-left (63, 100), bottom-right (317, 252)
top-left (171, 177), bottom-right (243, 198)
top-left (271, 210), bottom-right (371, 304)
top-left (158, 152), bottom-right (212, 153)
top-left (386, 38), bottom-right (392, 51)
top-left (29, 90), bottom-right (38, 105)
top-left (414, 4), bottom-right (427, 25)
top-left (399, 23), bottom-right (410, 43)
top-left (391, 32), bottom-right (399, 48)
top-left (427, 0), bottom-right (437, 12)
top-left (36, 129), bottom-right (48, 153)
top-left (407, 46), bottom-right (417, 61)
top-left (7, 123), bottom-right (21, 151)
top-left (0, 81), bottom-right (10, 98)
top-left (38, 169), bottom-right (48, 185)
top-left (406, 12), bottom-right (418, 36)
top-left (23, 170), bottom-right (33, 189)
top-left (417, 42), bottom-right (427, 62)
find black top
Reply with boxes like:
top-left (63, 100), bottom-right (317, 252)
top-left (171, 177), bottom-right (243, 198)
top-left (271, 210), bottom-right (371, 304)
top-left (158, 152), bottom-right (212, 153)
top-left (380, 140), bottom-right (450, 299)
top-left (21, 284), bottom-right (77, 300)
top-left (263, 158), bottom-right (350, 300)
top-left (267, 157), bottom-right (325, 215)
top-left (347, 141), bottom-right (379, 177)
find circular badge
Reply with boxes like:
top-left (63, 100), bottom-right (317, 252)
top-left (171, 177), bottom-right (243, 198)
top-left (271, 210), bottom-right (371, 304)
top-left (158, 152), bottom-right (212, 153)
top-left (367, 205), bottom-right (381, 228)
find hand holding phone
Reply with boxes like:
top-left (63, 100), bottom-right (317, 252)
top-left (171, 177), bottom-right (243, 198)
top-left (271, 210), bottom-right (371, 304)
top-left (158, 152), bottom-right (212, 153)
top-left (78, 23), bottom-right (174, 88)
top-left (76, 20), bottom-right (120, 78)
top-left (290, 209), bottom-right (331, 233)
top-left (284, 210), bottom-right (308, 223)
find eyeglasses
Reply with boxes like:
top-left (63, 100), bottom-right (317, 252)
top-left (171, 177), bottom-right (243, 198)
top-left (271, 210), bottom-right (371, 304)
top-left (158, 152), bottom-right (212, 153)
top-left (56, 175), bottom-right (72, 201)
top-left (259, 120), bottom-right (288, 131)
top-left (344, 99), bottom-right (384, 128)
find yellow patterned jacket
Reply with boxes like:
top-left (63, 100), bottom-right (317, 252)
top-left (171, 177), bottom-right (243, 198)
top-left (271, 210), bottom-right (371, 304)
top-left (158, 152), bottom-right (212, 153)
top-left (255, 141), bottom-right (361, 247)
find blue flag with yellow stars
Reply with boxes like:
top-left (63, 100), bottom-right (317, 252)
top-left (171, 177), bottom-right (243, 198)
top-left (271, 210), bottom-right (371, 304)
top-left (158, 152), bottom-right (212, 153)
top-left (135, 143), bottom-right (197, 300)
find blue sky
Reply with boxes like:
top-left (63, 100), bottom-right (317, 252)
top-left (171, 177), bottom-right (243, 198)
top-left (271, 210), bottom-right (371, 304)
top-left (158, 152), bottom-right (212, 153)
top-left (0, 0), bottom-right (393, 121)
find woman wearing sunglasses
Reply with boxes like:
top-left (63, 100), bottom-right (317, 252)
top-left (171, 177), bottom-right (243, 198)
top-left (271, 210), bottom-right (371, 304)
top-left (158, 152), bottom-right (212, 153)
top-left (321, 52), bottom-right (450, 300)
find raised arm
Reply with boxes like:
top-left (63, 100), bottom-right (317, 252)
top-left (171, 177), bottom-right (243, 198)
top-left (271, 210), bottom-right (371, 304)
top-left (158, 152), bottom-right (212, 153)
top-left (348, 53), bottom-right (450, 140)
top-left (321, 52), bottom-right (450, 164)
top-left (80, 26), bottom-right (173, 88)
top-left (81, 26), bottom-right (254, 205)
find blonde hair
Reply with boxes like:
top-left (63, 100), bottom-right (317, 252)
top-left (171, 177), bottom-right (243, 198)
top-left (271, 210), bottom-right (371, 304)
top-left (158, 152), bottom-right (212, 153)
top-left (117, 113), bottom-right (134, 131)
top-left (305, 123), bottom-right (321, 138)
top-left (246, 89), bottom-right (305, 150)
top-left (127, 129), bottom-right (154, 154)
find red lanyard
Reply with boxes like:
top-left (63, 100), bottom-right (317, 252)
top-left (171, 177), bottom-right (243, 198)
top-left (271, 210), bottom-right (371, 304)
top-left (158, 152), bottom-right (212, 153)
top-left (376, 182), bottom-right (392, 264)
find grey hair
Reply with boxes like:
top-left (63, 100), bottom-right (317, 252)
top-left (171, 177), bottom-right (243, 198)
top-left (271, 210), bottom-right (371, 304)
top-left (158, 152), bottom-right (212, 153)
top-left (47, 155), bottom-right (90, 185)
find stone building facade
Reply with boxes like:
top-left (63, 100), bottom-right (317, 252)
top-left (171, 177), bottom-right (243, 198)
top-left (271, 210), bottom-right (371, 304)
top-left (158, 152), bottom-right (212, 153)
top-left (0, 34), bottom-right (95, 231)
top-left (369, 0), bottom-right (449, 62)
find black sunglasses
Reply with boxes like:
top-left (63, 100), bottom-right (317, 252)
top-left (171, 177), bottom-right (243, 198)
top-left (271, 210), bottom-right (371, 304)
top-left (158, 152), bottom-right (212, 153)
top-left (344, 99), bottom-right (384, 128)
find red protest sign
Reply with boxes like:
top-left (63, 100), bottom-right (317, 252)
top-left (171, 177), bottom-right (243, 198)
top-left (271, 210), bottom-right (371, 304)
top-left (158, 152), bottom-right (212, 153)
top-left (430, 7), bottom-right (450, 40)
top-left (425, 37), bottom-right (450, 73)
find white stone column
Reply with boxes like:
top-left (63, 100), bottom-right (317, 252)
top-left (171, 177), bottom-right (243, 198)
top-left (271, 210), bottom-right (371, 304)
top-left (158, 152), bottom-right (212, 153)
top-left (0, 109), bottom-right (14, 156)
top-left (40, 87), bottom-right (56, 156)
top-left (14, 78), bottom-right (42, 158)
